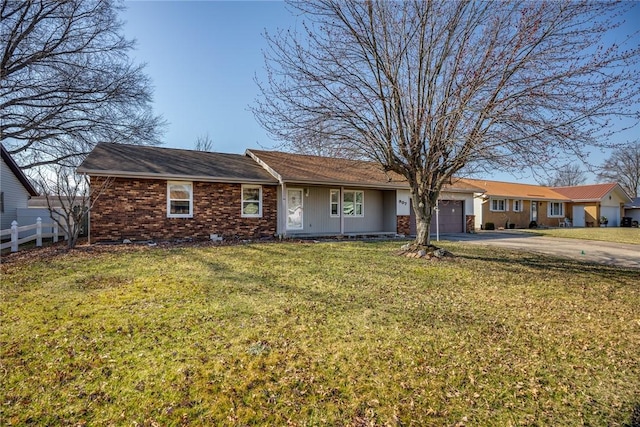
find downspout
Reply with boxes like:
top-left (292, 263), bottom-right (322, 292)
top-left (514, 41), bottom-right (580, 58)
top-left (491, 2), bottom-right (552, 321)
top-left (435, 200), bottom-right (440, 242)
top-left (87, 207), bottom-right (91, 245)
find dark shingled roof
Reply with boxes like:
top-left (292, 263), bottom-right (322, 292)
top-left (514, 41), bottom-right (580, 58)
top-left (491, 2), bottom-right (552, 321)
top-left (247, 149), bottom-right (408, 188)
top-left (78, 143), bottom-right (278, 184)
top-left (1, 144), bottom-right (38, 196)
top-left (626, 197), bottom-right (640, 208)
top-left (247, 149), bottom-right (485, 193)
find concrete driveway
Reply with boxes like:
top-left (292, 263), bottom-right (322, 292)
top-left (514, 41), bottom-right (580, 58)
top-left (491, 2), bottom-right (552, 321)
top-left (438, 231), bottom-right (640, 269)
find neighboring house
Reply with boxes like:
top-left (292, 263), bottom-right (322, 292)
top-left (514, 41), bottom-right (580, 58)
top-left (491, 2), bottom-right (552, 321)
top-left (1, 144), bottom-right (39, 230)
top-left (552, 183), bottom-right (632, 227)
top-left (77, 143), bottom-right (280, 242)
top-left (624, 197), bottom-right (640, 224)
top-left (78, 143), bottom-right (481, 242)
top-left (460, 179), bottom-right (571, 229)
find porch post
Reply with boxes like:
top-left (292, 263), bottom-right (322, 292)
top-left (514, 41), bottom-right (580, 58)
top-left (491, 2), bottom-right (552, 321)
top-left (340, 186), bottom-right (345, 235)
top-left (280, 182), bottom-right (287, 238)
top-left (36, 217), bottom-right (42, 247)
top-left (11, 220), bottom-right (18, 252)
top-left (435, 202), bottom-right (440, 242)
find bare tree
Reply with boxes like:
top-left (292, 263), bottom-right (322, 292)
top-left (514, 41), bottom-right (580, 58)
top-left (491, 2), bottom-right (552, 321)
top-left (540, 164), bottom-right (587, 187)
top-left (1, 0), bottom-right (165, 169)
top-left (36, 165), bottom-right (113, 249)
top-left (253, 1), bottom-right (640, 246)
top-left (194, 133), bottom-right (214, 152)
top-left (598, 141), bottom-right (640, 197)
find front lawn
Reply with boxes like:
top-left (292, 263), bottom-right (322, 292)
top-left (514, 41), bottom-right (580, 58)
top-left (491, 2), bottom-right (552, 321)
top-left (1, 241), bottom-right (639, 425)
top-left (521, 227), bottom-right (640, 245)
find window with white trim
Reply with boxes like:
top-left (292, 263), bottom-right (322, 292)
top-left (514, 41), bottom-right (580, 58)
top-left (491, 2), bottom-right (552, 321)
top-left (490, 198), bottom-right (507, 212)
top-left (548, 202), bottom-right (564, 217)
top-left (167, 181), bottom-right (193, 218)
top-left (343, 190), bottom-right (364, 216)
top-left (241, 185), bottom-right (262, 217)
top-left (330, 189), bottom-right (340, 217)
top-left (513, 199), bottom-right (523, 212)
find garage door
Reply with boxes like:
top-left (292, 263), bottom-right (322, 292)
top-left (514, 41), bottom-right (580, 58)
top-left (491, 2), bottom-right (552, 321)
top-left (572, 205), bottom-right (586, 227)
top-left (409, 200), bottom-right (465, 234)
top-left (429, 200), bottom-right (463, 233)
top-left (600, 206), bottom-right (620, 227)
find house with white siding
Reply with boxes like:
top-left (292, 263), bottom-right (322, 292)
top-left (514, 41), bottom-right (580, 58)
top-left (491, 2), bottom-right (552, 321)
top-left (1, 145), bottom-right (38, 231)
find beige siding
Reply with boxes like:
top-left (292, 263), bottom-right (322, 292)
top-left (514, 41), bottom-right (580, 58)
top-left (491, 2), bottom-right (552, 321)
top-left (283, 186), bottom-right (396, 235)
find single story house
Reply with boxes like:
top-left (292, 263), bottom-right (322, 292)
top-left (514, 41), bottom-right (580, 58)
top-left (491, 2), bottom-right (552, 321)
top-left (78, 143), bottom-right (481, 242)
top-left (246, 150), bottom-right (483, 237)
top-left (77, 143), bottom-right (280, 242)
top-left (462, 179), bottom-right (632, 229)
top-left (459, 179), bottom-right (572, 229)
top-left (551, 183), bottom-right (632, 227)
top-left (1, 144), bottom-right (39, 231)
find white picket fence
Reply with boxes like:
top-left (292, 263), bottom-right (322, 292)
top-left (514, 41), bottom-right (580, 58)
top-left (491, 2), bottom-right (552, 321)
top-left (0, 218), bottom-right (66, 253)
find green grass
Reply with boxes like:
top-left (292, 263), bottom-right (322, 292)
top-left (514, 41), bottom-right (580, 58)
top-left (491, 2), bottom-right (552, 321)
top-left (2, 241), bottom-right (639, 426)
top-left (520, 227), bottom-right (640, 245)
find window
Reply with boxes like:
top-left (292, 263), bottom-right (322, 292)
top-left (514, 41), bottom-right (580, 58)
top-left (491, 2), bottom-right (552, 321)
top-left (241, 185), bottom-right (262, 217)
top-left (287, 188), bottom-right (303, 229)
top-left (343, 190), bottom-right (364, 217)
top-left (0, 192), bottom-right (3, 213)
top-left (513, 199), bottom-right (523, 212)
top-left (548, 202), bottom-right (564, 217)
top-left (490, 198), bottom-right (507, 212)
top-left (330, 189), bottom-right (340, 217)
top-left (167, 181), bottom-right (193, 218)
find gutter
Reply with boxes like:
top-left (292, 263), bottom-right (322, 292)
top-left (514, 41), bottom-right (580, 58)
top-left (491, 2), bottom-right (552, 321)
top-left (76, 169), bottom-right (278, 185)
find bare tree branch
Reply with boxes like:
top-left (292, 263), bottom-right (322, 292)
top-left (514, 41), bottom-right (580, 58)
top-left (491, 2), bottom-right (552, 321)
top-left (597, 141), bottom-right (640, 197)
top-left (1, 0), bottom-right (166, 169)
top-left (539, 164), bottom-right (587, 187)
top-left (253, 0), bottom-right (640, 246)
top-left (194, 133), bottom-right (214, 152)
top-left (36, 164), bottom-right (114, 249)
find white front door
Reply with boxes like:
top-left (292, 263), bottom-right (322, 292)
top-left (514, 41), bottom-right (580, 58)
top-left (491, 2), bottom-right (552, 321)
top-left (572, 205), bottom-right (586, 227)
top-left (286, 189), bottom-right (304, 230)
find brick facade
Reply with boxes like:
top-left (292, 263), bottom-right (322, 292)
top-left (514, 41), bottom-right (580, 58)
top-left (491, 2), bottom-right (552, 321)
top-left (397, 215), bottom-right (410, 235)
top-left (465, 215), bottom-right (475, 233)
top-left (90, 177), bottom-right (277, 242)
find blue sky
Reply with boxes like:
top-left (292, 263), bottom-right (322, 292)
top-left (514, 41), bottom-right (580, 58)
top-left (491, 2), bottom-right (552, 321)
top-left (122, 1), bottom-right (296, 153)
top-left (121, 1), bottom-right (639, 184)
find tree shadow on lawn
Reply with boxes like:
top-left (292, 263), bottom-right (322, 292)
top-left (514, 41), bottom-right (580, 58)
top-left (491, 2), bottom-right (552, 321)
top-left (454, 248), bottom-right (640, 285)
top-left (182, 242), bottom-right (432, 324)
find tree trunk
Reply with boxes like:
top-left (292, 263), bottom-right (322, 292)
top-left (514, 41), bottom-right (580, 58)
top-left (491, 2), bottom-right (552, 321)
top-left (412, 188), bottom-right (439, 247)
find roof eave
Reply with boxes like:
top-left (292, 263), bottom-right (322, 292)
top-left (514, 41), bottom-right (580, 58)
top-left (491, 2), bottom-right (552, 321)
top-left (481, 194), bottom-right (570, 201)
top-left (77, 169), bottom-right (278, 185)
top-left (278, 179), bottom-right (482, 192)
top-left (279, 178), bottom-right (409, 189)
top-left (245, 150), bottom-right (283, 183)
top-left (1, 145), bottom-right (39, 196)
